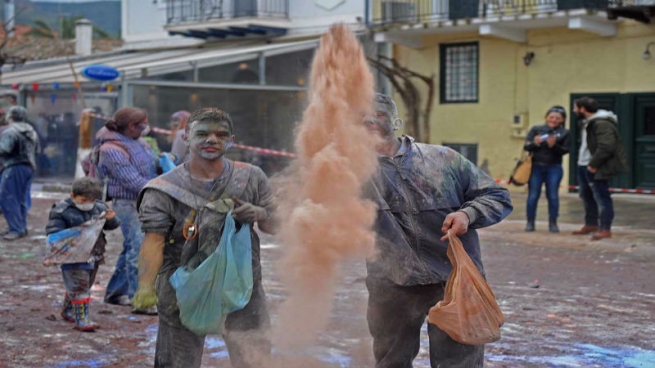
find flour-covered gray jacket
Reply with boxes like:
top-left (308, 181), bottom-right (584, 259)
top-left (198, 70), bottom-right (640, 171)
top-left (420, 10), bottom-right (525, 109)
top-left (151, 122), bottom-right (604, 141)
top-left (367, 136), bottom-right (513, 286)
top-left (0, 122), bottom-right (40, 170)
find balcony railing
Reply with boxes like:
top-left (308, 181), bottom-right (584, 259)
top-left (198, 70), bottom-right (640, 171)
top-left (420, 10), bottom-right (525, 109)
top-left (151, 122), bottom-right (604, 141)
top-left (367, 0), bottom-right (610, 25)
top-left (167, 0), bottom-right (289, 25)
top-left (609, 0), bottom-right (655, 5)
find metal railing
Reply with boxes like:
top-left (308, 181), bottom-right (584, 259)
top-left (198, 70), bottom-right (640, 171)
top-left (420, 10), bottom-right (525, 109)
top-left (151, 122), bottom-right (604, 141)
top-left (167, 0), bottom-right (289, 25)
top-left (608, 0), bottom-right (655, 6)
top-left (367, 0), bottom-right (610, 25)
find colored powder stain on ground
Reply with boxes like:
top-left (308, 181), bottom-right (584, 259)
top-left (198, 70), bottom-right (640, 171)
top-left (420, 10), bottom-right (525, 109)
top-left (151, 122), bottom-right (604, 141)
top-left (487, 343), bottom-right (655, 367)
top-left (51, 359), bottom-right (107, 368)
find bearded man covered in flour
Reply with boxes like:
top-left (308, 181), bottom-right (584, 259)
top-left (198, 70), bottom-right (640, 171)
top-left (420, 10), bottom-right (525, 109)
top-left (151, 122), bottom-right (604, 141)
top-left (132, 108), bottom-right (274, 368)
top-left (365, 94), bottom-right (513, 368)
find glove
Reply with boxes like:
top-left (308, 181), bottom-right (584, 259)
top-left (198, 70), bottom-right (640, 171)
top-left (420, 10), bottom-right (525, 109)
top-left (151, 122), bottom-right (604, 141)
top-left (232, 197), bottom-right (267, 224)
top-left (132, 285), bottom-right (158, 310)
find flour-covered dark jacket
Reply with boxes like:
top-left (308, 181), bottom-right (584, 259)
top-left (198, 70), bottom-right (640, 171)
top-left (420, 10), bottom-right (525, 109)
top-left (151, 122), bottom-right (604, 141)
top-left (0, 122), bottom-right (40, 170)
top-left (367, 136), bottom-right (513, 286)
top-left (137, 161), bottom-right (274, 284)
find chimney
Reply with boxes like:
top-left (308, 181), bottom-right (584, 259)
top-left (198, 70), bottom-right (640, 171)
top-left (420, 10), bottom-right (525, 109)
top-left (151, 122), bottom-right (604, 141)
top-left (75, 18), bottom-right (93, 56)
top-left (4, 0), bottom-right (15, 37)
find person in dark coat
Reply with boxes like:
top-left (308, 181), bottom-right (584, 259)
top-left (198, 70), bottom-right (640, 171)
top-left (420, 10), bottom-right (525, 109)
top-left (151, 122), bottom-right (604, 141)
top-left (523, 106), bottom-right (572, 232)
top-left (0, 106), bottom-right (39, 240)
top-left (573, 97), bottom-right (629, 240)
top-left (46, 178), bottom-right (120, 331)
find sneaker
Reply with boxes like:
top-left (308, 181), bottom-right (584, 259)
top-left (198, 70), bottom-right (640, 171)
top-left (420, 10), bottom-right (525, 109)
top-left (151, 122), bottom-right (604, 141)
top-left (131, 305), bottom-right (158, 316)
top-left (117, 295), bottom-right (132, 306)
top-left (3, 232), bottom-right (26, 241)
top-left (104, 295), bottom-right (132, 306)
top-left (572, 225), bottom-right (598, 235)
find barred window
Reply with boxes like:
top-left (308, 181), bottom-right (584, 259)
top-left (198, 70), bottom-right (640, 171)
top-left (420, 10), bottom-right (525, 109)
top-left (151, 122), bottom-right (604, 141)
top-left (443, 143), bottom-right (478, 165)
top-left (440, 42), bottom-right (479, 103)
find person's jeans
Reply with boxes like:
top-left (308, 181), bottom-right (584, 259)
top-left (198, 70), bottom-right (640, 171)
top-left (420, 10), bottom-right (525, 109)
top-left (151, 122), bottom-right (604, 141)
top-left (578, 166), bottom-right (614, 230)
top-left (105, 199), bottom-right (144, 302)
top-left (62, 263), bottom-right (100, 301)
top-left (0, 164), bottom-right (33, 234)
top-left (577, 165), bottom-right (599, 227)
top-left (526, 164), bottom-right (563, 220)
top-left (366, 277), bottom-right (484, 368)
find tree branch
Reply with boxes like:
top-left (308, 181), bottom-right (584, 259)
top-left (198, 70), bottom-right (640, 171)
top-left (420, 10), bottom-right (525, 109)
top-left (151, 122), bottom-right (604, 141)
top-left (378, 55), bottom-right (433, 83)
top-left (368, 57), bottom-right (408, 97)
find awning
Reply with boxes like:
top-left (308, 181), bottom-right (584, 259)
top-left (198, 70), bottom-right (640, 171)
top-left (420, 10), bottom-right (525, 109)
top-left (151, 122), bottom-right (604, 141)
top-left (0, 39), bottom-right (319, 86)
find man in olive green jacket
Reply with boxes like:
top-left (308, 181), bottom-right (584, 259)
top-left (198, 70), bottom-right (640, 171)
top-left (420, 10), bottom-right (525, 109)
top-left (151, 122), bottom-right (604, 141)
top-left (573, 97), bottom-right (629, 240)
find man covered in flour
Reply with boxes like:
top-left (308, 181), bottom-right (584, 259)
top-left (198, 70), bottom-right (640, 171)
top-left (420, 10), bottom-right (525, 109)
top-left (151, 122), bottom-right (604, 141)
top-left (132, 108), bottom-right (274, 368)
top-left (365, 94), bottom-right (513, 367)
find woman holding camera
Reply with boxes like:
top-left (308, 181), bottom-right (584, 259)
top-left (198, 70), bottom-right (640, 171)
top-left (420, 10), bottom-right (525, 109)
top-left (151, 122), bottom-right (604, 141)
top-left (524, 106), bottom-right (571, 233)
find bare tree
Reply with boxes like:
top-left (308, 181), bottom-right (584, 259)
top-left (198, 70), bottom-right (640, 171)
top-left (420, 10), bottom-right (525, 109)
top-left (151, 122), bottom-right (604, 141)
top-left (369, 55), bottom-right (435, 143)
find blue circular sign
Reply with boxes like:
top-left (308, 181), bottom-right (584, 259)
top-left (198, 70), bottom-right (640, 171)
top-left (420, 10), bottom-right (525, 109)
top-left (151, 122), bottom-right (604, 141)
top-left (81, 64), bottom-right (120, 81)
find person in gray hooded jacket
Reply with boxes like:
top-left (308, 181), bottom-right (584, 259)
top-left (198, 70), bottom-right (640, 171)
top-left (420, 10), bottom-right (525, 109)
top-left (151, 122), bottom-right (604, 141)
top-left (0, 106), bottom-right (39, 240)
top-left (365, 94), bottom-right (513, 368)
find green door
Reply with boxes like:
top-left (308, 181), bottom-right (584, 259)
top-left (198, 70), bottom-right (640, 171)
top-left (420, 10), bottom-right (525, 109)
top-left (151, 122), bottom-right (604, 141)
top-left (570, 92), bottom-right (655, 190)
top-left (632, 94), bottom-right (655, 189)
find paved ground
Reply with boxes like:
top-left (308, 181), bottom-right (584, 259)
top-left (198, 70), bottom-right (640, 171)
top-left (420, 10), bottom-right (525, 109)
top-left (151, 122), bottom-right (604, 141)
top-left (1, 190), bottom-right (654, 367)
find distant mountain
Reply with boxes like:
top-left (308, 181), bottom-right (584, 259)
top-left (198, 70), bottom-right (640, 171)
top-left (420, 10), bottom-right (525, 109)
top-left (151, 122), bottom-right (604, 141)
top-left (14, 0), bottom-right (121, 38)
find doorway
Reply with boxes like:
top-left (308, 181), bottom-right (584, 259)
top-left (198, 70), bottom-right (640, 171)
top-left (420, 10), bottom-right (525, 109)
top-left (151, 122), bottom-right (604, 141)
top-left (569, 92), bottom-right (655, 190)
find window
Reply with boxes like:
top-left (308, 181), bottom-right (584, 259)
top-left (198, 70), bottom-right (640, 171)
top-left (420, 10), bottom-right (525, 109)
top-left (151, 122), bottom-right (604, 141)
top-left (443, 143), bottom-right (478, 165)
top-left (440, 42), bottom-right (479, 103)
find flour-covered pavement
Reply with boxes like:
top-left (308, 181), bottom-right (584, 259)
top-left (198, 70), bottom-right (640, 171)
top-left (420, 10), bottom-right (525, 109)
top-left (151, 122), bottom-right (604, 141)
top-left (1, 191), bottom-right (654, 367)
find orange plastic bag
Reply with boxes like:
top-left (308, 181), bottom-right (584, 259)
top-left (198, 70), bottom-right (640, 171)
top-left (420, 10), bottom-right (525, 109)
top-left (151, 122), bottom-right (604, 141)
top-left (428, 231), bottom-right (505, 345)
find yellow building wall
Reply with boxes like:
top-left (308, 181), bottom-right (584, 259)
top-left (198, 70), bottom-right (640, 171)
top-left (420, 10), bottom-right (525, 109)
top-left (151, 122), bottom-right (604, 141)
top-left (393, 20), bottom-right (655, 190)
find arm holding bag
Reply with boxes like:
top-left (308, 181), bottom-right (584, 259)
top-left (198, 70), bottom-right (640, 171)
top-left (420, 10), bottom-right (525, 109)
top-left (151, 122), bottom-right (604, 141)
top-left (428, 231), bottom-right (505, 345)
top-left (168, 212), bottom-right (253, 336)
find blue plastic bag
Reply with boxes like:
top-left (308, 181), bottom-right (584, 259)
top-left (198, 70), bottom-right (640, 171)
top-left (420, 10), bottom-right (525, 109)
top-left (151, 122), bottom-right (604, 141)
top-left (169, 212), bottom-right (253, 335)
top-left (159, 154), bottom-right (176, 173)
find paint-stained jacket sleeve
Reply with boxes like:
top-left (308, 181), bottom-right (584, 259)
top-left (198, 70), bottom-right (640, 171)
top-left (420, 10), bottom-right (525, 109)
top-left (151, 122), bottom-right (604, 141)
top-left (250, 166), bottom-right (276, 234)
top-left (96, 202), bottom-right (121, 231)
top-left (139, 189), bottom-right (175, 235)
top-left (0, 130), bottom-right (17, 160)
top-left (46, 204), bottom-right (69, 235)
top-left (456, 155), bottom-right (513, 229)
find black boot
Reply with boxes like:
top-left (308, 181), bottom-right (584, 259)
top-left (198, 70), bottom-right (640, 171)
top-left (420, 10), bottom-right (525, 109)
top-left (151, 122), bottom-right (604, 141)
top-left (549, 218), bottom-right (559, 233)
top-left (525, 219), bottom-right (535, 232)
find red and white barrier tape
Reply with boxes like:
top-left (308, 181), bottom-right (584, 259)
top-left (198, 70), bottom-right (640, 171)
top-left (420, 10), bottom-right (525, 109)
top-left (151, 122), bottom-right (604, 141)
top-left (495, 179), bottom-right (655, 195)
top-left (150, 127), bottom-right (172, 135)
top-left (150, 127), bottom-right (297, 158)
top-left (98, 116), bottom-right (655, 193)
top-left (89, 113), bottom-right (111, 120)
